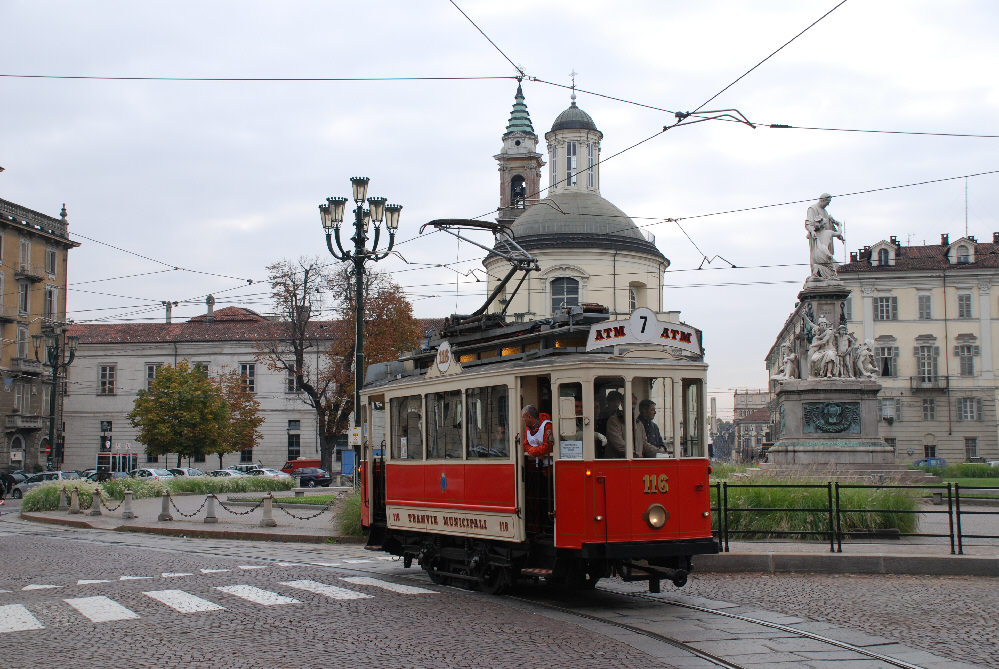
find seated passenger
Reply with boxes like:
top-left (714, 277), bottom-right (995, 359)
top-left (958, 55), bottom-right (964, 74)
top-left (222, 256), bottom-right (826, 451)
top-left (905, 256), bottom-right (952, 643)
top-left (601, 391), bottom-right (627, 458)
top-left (491, 424), bottom-right (508, 456)
top-left (521, 404), bottom-right (553, 458)
top-left (635, 399), bottom-right (668, 457)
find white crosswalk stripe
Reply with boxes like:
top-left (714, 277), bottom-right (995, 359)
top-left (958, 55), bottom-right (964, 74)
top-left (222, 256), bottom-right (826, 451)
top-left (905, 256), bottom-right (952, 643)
top-left (64, 596), bottom-right (139, 623)
top-left (21, 584), bottom-right (61, 591)
top-left (144, 590), bottom-right (225, 613)
top-left (216, 585), bottom-right (300, 606)
top-left (340, 577), bottom-right (437, 595)
top-left (237, 565), bottom-right (267, 570)
top-left (77, 580), bottom-right (109, 585)
top-left (0, 604), bottom-right (44, 633)
top-left (342, 559), bottom-right (372, 564)
top-left (161, 572), bottom-right (193, 578)
top-left (280, 580), bottom-right (372, 601)
top-left (200, 568), bottom-right (230, 574)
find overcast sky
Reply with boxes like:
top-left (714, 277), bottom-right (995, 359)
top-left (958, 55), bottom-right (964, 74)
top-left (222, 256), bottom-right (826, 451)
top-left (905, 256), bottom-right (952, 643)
top-left (2, 1), bottom-right (997, 418)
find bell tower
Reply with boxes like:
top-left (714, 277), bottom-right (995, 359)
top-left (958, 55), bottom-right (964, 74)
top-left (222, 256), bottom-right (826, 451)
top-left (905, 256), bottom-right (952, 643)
top-left (495, 83), bottom-right (544, 225)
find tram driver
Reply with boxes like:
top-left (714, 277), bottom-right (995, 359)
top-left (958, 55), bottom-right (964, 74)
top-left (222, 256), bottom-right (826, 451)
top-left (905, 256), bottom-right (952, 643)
top-left (521, 404), bottom-right (554, 457)
top-left (635, 399), bottom-right (671, 457)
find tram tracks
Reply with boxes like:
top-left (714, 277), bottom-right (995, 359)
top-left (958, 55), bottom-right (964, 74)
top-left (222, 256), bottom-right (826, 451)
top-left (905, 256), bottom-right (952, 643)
top-left (1, 522), bottom-right (930, 668)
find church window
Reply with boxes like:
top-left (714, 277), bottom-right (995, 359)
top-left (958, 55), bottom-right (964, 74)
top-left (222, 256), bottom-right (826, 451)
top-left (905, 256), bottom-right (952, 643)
top-left (587, 142), bottom-right (594, 187)
top-left (566, 142), bottom-right (577, 186)
top-left (550, 146), bottom-right (557, 187)
top-left (550, 277), bottom-right (579, 315)
top-left (510, 175), bottom-right (526, 208)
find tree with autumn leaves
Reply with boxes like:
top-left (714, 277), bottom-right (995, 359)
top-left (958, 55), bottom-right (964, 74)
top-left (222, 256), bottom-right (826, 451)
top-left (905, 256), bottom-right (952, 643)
top-left (258, 257), bottom-right (421, 472)
top-left (127, 360), bottom-right (263, 467)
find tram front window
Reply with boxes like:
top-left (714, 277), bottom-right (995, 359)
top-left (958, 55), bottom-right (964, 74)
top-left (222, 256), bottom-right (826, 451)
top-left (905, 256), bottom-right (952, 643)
top-left (390, 395), bottom-right (423, 460)
top-left (681, 378), bottom-right (704, 457)
top-left (467, 385), bottom-right (509, 458)
top-left (634, 377), bottom-right (675, 458)
top-left (594, 377), bottom-right (626, 459)
top-left (427, 390), bottom-right (463, 459)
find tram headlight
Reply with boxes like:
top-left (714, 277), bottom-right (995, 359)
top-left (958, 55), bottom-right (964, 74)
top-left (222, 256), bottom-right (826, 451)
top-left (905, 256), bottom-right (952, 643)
top-left (644, 503), bottom-right (668, 529)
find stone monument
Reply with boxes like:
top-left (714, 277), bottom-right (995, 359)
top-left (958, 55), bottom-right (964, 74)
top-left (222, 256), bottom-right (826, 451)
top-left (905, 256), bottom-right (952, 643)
top-left (764, 194), bottom-right (896, 472)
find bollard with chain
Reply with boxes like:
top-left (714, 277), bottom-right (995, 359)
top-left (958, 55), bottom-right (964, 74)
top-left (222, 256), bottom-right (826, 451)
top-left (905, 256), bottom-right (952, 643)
top-left (259, 492), bottom-right (277, 527)
top-left (121, 489), bottom-right (136, 519)
top-left (89, 489), bottom-right (103, 517)
top-left (69, 488), bottom-right (81, 514)
top-left (58, 486), bottom-right (69, 511)
top-left (204, 493), bottom-right (218, 524)
top-left (158, 489), bottom-right (173, 522)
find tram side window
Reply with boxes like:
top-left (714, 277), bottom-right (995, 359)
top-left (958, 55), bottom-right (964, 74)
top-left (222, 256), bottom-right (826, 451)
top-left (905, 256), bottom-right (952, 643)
top-left (557, 382), bottom-right (584, 458)
top-left (634, 377), bottom-right (674, 457)
top-left (390, 395), bottom-right (423, 460)
top-left (681, 378), bottom-right (704, 457)
top-left (594, 376), bottom-right (626, 459)
top-left (427, 390), bottom-right (463, 459)
top-left (466, 385), bottom-right (509, 459)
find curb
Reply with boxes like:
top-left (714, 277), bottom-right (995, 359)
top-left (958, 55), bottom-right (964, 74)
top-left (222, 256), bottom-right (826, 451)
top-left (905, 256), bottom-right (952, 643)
top-left (694, 552), bottom-right (999, 577)
top-left (19, 511), bottom-right (365, 545)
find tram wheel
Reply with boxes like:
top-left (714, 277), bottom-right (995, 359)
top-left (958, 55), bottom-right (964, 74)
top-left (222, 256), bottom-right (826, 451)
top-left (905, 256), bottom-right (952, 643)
top-left (425, 563), bottom-right (448, 586)
top-left (479, 566), bottom-right (511, 595)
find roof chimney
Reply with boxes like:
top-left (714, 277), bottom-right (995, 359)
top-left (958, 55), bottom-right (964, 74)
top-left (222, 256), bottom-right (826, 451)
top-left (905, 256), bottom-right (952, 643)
top-left (206, 294), bottom-right (216, 323)
top-left (162, 300), bottom-right (177, 324)
top-left (941, 233), bottom-right (949, 246)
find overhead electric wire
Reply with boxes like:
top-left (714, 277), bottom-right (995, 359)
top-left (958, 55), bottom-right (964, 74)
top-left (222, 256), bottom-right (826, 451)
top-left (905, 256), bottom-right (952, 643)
top-left (448, 0), bottom-right (524, 77)
top-left (0, 73), bottom-right (516, 82)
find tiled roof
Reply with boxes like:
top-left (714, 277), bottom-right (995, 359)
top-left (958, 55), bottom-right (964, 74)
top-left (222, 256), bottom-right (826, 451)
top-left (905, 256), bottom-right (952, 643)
top-left (839, 239), bottom-right (999, 274)
top-left (735, 407), bottom-right (770, 423)
top-left (68, 307), bottom-right (446, 345)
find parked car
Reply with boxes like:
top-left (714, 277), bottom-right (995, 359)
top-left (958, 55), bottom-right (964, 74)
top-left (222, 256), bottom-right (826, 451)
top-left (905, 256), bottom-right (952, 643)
top-left (281, 458), bottom-right (321, 474)
top-left (129, 468), bottom-right (175, 481)
top-left (248, 468), bottom-right (291, 480)
top-left (229, 463), bottom-right (262, 474)
top-left (988, 460), bottom-right (999, 468)
top-left (291, 467), bottom-right (332, 488)
top-left (209, 469), bottom-right (247, 478)
top-left (914, 457), bottom-right (947, 468)
top-left (168, 467), bottom-right (205, 477)
top-left (85, 471), bottom-right (129, 482)
top-left (9, 470), bottom-right (82, 499)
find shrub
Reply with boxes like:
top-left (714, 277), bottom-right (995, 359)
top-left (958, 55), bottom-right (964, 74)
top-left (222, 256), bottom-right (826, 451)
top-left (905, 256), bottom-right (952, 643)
top-left (337, 491), bottom-right (363, 536)
top-left (709, 463), bottom-right (746, 481)
top-left (943, 463), bottom-right (999, 479)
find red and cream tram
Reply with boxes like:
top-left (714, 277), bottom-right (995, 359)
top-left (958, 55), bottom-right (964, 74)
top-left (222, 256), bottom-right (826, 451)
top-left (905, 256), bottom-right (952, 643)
top-left (357, 306), bottom-right (717, 593)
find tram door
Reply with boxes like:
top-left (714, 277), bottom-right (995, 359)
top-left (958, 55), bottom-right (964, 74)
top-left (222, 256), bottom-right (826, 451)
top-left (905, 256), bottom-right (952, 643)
top-left (368, 401), bottom-right (387, 526)
top-left (520, 375), bottom-right (554, 537)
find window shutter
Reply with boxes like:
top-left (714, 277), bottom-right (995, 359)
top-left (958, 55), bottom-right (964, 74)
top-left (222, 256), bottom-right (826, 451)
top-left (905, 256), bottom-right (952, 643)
top-left (894, 398), bottom-right (902, 421)
top-left (977, 398), bottom-right (984, 421)
top-left (974, 345), bottom-right (981, 356)
top-left (891, 297), bottom-right (898, 319)
top-left (933, 346), bottom-right (940, 358)
top-left (954, 345), bottom-right (961, 357)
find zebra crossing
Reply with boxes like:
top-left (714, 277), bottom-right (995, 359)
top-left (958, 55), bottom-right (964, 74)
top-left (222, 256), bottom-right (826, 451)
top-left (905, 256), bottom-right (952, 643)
top-left (0, 565), bottom-right (435, 634)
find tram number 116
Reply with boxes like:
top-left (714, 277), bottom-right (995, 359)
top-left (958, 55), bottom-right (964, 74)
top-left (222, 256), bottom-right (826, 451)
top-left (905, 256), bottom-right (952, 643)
top-left (642, 474), bottom-right (669, 494)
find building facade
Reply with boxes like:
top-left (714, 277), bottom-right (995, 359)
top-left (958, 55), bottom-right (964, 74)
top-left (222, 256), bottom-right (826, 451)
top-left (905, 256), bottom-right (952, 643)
top-left (485, 87), bottom-right (670, 320)
top-left (768, 233), bottom-right (999, 465)
top-left (733, 389), bottom-right (769, 419)
top-left (0, 198), bottom-right (79, 471)
top-left (733, 407), bottom-right (770, 462)
top-left (63, 306), bottom-right (333, 472)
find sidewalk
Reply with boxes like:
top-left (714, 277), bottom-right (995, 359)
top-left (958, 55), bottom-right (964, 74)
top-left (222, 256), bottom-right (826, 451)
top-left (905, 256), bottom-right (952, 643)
top-left (16, 493), bottom-right (999, 576)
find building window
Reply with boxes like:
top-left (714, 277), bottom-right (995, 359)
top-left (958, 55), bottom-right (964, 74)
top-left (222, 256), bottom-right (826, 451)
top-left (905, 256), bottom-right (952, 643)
top-left (145, 363), bottom-right (162, 390)
top-left (957, 246), bottom-right (970, 264)
top-left (288, 419), bottom-right (301, 431)
top-left (965, 437), bottom-right (978, 460)
top-left (19, 238), bottom-right (30, 271)
top-left (922, 398), bottom-right (936, 421)
top-left (239, 363), bottom-right (255, 393)
top-left (842, 298), bottom-right (852, 321)
top-left (550, 277), bottom-right (579, 315)
top-left (13, 382), bottom-right (25, 413)
top-left (884, 437), bottom-right (896, 454)
top-left (874, 296), bottom-right (897, 321)
top-left (239, 448), bottom-right (253, 463)
top-left (286, 368), bottom-right (303, 393)
top-left (958, 344), bottom-right (977, 377)
top-left (959, 397), bottom-right (981, 421)
top-left (99, 365), bottom-right (116, 395)
top-left (193, 453), bottom-right (205, 463)
top-left (918, 294), bottom-right (932, 320)
top-left (877, 248), bottom-right (890, 266)
top-left (586, 142), bottom-right (594, 187)
top-left (629, 287), bottom-right (637, 311)
top-left (958, 293), bottom-right (972, 318)
top-left (880, 398), bottom-right (902, 421)
top-left (194, 361), bottom-right (210, 374)
top-left (45, 248), bottom-right (57, 275)
top-left (923, 445), bottom-right (937, 458)
top-left (146, 453), bottom-right (159, 463)
top-left (565, 141), bottom-right (577, 185)
top-left (875, 345), bottom-right (898, 377)
top-left (550, 146), bottom-right (557, 187)
top-left (17, 282), bottom-right (29, 315)
top-left (16, 325), bottom-right (28, 359)
top-left (44, 286), bottom-right (57, 320)
top-left (915, 345), bottom-right (938, 382)
top-left (287, 433), bottom-right (301, 460)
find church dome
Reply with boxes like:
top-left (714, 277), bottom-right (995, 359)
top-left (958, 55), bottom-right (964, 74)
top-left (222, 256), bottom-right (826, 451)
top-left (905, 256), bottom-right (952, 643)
top-left (550, 102), bottom-right (599, 132)
top-left (505, 191), bottom-right (665, 261)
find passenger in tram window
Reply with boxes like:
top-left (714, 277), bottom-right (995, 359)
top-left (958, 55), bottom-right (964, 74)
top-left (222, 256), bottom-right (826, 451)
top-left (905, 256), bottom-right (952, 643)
top-left (521, 404), bottom-right (553, 457)
top-left (602, 391), bottom-right (627, 458)
top-left (635, 399), bottom-right (669, 457)
top-left (491, 424), bottom-right (509, 457)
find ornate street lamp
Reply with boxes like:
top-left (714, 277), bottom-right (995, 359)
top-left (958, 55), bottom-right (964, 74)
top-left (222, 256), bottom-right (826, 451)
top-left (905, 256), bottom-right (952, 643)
top-left (33, 327), bottom-right (78, 469)
top-left (319, 177), bottom-right (401, 462)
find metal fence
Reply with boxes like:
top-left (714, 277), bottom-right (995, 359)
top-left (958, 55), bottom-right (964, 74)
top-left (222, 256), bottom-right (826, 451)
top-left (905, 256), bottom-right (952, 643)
top-left (710, 481), bottom-right (999, 555)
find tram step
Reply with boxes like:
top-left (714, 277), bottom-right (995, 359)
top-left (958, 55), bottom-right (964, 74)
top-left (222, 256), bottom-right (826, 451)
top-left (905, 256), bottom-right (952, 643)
top-left (364, 545), bottom-right (382, 551)
top-left (520, 568), bottom-right (553, 577)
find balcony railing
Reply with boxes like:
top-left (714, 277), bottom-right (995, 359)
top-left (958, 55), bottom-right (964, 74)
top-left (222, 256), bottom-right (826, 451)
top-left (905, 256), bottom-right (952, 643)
top-left (910, 375), bottom-right (949, 391)
top-left (10, 358), bottom-right (43, 375)
top-left (5, 414), bottom-right (45, 430)
top-left (0, 304), bottom-right (18, 322)
top-left (14, 263), bottom-right (46, 282)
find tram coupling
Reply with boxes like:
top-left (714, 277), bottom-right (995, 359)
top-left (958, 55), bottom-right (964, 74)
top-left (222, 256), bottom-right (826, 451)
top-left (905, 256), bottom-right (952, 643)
top-left (618, 561), bottom-right (689, 593)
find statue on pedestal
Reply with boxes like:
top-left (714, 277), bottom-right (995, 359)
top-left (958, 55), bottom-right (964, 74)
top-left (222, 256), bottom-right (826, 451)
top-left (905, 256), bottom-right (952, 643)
top-left (805, 193), bottom-right (844, 281)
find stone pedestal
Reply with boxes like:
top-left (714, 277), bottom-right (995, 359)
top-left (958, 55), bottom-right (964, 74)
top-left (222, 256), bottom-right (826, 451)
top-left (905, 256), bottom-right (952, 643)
top-left (767, 378), bottom-right (892, 466)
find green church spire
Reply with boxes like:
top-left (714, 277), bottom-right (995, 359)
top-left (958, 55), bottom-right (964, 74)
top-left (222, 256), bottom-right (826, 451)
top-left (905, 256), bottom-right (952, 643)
top-left (505, 83), bottom-right (535, 134)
